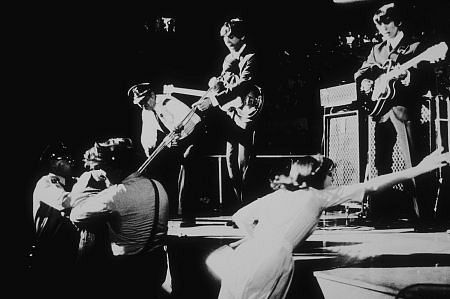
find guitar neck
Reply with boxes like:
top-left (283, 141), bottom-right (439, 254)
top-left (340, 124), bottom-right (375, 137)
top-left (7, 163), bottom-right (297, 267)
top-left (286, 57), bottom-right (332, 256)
top-left (398, 54), bottom-right (425, 72)
top-left (163, 85), bottom-right (206, 97)
top-left (137, 132), bottom-right (174, 174)
top-left (388, 50), bottom-right (430, 79)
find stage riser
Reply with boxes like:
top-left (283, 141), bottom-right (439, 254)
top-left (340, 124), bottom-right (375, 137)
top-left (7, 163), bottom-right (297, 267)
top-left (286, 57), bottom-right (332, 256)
top-left (316, 279), bottom-right (396, 299)
top-left (314, 266), bottom-right (450, 299)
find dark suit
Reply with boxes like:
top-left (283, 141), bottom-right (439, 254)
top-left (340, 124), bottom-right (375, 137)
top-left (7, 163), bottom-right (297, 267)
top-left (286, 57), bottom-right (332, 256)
top-left (216, 45), bottom-right (260, 206)
top-left (355, 34), bottom-right (436, 226)
top-left (181, 44), bottom-right (261, 218)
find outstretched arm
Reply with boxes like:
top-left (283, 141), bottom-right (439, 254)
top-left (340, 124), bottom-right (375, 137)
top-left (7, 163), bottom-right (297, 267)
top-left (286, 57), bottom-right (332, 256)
top-left (362, 147), bottom-right (449, 194)
top-left (323, 148), bottom-right (449, 208)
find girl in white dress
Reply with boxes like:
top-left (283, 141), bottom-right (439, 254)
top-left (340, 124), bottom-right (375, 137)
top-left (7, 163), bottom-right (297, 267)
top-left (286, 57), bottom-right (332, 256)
top-left (208, 148), bottom-right (450, 299)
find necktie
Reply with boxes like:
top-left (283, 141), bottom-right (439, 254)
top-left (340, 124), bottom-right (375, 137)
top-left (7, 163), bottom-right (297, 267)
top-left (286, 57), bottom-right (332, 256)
top-left (154, 111), bottom-right (170, 134)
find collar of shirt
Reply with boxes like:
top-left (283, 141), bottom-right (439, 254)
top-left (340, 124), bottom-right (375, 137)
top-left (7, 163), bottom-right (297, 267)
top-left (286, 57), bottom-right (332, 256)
top-left (388, 31), bottom-right (404, 51)
top-left (231, 43), bottom-right (247, 60)
top-left (49, 173), bottom-right (65, 186)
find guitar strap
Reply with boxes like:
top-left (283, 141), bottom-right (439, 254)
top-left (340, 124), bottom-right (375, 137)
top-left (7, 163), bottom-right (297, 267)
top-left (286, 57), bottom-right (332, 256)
top-left (388, 35), bottom-right (410, 65)
top-left (388, 49), bottom-right (399, 64)
top-left (153, 111), bottom-right (170, 134)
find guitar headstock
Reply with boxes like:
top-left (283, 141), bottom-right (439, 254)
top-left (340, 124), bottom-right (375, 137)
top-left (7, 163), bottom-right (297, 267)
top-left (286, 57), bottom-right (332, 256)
top-left (163, 84), bottom-right (175, 94)
top-left (423, 42), bottom-right (448, 63)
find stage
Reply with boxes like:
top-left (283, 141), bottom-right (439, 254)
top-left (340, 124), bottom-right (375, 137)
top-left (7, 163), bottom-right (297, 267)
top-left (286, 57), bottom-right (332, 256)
top-left (163, 215), bottom-right (450, 298)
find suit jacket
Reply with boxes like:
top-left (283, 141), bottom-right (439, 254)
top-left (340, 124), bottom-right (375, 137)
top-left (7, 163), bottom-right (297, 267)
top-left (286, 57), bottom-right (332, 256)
top-left (215, 44), bottom-right (259, 106)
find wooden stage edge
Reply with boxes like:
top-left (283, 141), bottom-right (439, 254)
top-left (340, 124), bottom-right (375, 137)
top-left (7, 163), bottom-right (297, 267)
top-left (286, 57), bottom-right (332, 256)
top-left (164, 215), bottom-right (450, 299)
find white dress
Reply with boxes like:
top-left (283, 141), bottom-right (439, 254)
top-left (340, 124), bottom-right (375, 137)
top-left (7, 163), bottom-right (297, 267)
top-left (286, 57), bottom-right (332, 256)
top-left (212, 185), bottom-right (365, 299)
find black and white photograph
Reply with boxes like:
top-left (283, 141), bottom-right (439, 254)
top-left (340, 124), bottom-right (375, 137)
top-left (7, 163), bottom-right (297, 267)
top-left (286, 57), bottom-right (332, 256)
top-left (22, 0), bottom-right (449, 298)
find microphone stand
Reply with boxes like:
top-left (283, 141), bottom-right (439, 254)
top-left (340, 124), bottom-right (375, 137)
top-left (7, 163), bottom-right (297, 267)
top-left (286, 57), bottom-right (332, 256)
top-left (433, 94), bottom-right (449, 217)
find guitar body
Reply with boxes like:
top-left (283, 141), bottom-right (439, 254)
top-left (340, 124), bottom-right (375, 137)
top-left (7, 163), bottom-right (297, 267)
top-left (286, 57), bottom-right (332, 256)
top-left (219, 85), bottom-right (264, 125)
top-left (369, 66), bottom-right (399, 118)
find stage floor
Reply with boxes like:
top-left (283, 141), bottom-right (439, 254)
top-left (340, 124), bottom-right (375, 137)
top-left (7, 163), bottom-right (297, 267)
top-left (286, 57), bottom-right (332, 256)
top-left (168, 214), bottom-right (450, 266)
top-left (164, 215), bottom-right (450, 298)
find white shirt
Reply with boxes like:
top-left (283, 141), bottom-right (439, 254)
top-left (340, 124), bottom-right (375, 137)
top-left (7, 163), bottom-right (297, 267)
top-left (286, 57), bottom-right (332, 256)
top-left (140, 94), bottom-right (201, 156)
top-left (32, 173), bottom-right (71, 221)
top-left (141, 109), bottom-right (160, 155)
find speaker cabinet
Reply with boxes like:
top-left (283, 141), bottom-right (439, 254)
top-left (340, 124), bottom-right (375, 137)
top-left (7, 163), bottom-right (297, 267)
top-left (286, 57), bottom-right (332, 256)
top-left (323, 110), bottom-right (362, 187)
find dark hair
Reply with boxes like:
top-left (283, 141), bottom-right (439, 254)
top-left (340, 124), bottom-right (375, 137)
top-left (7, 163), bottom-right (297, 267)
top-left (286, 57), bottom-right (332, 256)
top-left (39, 141), bottom-right (76, 177)
top-left (83, 137), bottom-right (136, 182)
top-left (220, 18), bottom-right (247, 39)
top-left (270, 155), bottom-right (335, 190)
top-left (40, 141), bottom-right (72, 162)
top-left (373, 2), bottom-right (403, 27)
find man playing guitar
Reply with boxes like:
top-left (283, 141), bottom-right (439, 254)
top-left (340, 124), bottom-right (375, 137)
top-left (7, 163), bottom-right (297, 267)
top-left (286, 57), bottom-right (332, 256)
top-left (354, 2), bottom-right (443, 231)
top-left (191, 17), bottom-right (262, 216)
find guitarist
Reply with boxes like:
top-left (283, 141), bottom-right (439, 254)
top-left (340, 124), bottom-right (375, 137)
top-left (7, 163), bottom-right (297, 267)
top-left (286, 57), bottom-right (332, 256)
top-left (192, 17), bottom-right (262, 214)
top-left (354, 2), bottom-right (436, 230)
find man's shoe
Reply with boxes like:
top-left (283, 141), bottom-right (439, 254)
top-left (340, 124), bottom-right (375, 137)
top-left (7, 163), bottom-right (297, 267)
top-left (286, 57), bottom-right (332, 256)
top-left (180, 219), bottom-right (196, 227)
top-left (414, 221), bottom-right (447, 233)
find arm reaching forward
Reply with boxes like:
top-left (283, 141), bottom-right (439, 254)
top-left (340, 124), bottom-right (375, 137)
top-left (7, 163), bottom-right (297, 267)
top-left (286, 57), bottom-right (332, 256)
top-left (363, 147), bottom-right (449, 194)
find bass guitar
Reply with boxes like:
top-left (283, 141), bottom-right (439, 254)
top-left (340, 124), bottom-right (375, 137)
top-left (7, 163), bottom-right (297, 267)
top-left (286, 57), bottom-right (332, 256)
top-left (163, 84), bottom-right (264, 125)
top-left (363, 42), bottom-right (448, 118)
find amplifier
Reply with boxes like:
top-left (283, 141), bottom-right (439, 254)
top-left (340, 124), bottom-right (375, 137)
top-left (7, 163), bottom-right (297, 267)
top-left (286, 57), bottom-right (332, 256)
top-left (323, 110), bottom-right (361, 186)
top-left (320, 82), bottom-right (357, 108)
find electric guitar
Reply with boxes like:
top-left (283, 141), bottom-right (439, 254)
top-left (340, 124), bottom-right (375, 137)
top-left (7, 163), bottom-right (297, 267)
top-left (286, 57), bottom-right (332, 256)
top-left (362, 42), bottom-right (448, 118)
top-left (163, 84), bottom-right (264, 124)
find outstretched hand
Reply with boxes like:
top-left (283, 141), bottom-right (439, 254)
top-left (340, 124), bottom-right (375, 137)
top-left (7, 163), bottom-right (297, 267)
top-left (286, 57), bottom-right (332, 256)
top-left (416, 147), bottom-right (450, 173)
top-left (360, 78), bottom-right (374, 95)
top-left (192, 97), bottom-right (213, 111)
top-left (167, 132), bottom-right (181, 148)
top-left (69, 169), bottom-right (111, 203)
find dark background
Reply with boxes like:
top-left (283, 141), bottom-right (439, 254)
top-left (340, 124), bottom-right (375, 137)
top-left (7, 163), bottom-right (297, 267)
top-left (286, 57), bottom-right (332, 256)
top-left (17, 0), bottom-right (449, 270)
top-left (22, 0), bottom-right (450, 153)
